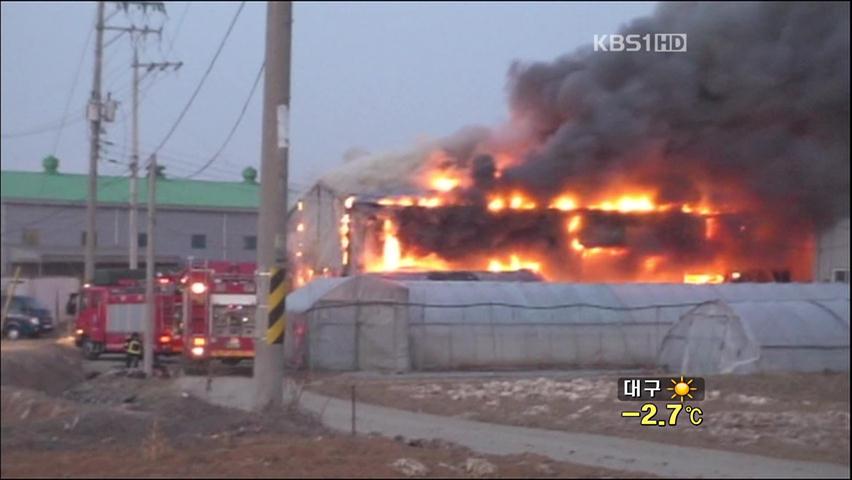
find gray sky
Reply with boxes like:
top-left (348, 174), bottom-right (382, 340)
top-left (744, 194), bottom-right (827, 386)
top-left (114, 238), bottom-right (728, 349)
top-left (1, 1), bottom-right (656, 193)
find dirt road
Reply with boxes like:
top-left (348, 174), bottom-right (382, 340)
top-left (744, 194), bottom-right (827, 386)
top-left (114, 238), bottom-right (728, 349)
top-left (305, 372), bottom-right (850, 465)
top-left (180, 376), bottom-right (850, 478)
top-left (2, 339), bottom-right (646, 478)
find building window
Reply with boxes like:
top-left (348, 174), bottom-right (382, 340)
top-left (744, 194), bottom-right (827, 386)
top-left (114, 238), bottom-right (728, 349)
top-left (191, 234), bottom-right (207, 250)
top-left (80, 231), bottom-right (97, 247)
top-left (21, 229), bottom-right (40, 246)
top-left (138, 233), bottom-right (147, 248)
top-left (833, 269), bottom-right (849, 283)
top-left (243, 235), bottom-right (257, 251)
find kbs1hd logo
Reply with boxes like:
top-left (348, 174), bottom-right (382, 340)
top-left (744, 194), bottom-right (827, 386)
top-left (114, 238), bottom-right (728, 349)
top-left (594, 33), bottom-right (687, 53)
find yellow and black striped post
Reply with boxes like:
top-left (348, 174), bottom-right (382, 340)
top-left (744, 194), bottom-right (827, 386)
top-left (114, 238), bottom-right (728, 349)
top-left (265, 267), bottom-right (287, 345)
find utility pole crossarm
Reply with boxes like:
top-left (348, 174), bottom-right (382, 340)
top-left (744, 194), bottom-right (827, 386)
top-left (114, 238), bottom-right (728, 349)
top-left (134, 61), bottom-right (183, 70)
top-left (103, 25), bottom-right (162, 34)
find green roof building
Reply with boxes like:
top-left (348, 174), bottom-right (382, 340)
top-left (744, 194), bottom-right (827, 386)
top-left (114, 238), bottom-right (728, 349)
top-left (1, 161), bottom-right (261, 277)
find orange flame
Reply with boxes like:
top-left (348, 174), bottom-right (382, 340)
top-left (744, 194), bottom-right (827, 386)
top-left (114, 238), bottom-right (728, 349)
top-left (330, 154), bottom-right (779, 284)
top-left (487, 254), bottom-right (541, 273)
top-left (567, 215), bottom-right (583, 233)
top-left (551, 196), bottom-right (578, 211)
top-left (432, 176), bottom-right (460, 192)
top-left (683, 273), bottom-right (725, 284)
top-left (365, 219), bottom-right (454, 272)
top-left (643, 255), bottom-right (664, 272)
top-left (382, 219), bottom-right (401, 271)
top-left (582, 246), bottom-right (629, 258)
top-left (339, 213), bottom-right (351, 266)
top-left (378, 196), bottom-right (443, 208)
top-left (589, 194), bottom-right (656, 213)
top-left (705, 217), bottom-right (719, 240)
top-left (487, 193), bottom-right (536, 211)
top-left (487, 197), bottom-right (506, 212)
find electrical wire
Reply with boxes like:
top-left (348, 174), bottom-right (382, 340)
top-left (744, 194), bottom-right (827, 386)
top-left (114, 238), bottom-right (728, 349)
top-left (165, 1), bottom-right (190, 56)
top-left (148, 1), bottom-right (245, 161)
top-left (52, 16), bottom-right (96, 154)
top-left (183, 61), bottom-right (264, 179)
top-left (1, 111), bottom-right (86, 139)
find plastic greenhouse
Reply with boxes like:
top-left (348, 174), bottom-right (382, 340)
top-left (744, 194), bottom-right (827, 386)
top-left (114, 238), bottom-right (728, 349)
top-left (284, 277), bottom-right (850, 373)
top-left (657, 299), bottom-right (850, 374)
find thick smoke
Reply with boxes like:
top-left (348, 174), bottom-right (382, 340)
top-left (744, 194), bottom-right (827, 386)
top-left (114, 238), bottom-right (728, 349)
top-left (501, 2), bottom-right (850, 227)
top-left (348, 3), bottom-right (848, 281)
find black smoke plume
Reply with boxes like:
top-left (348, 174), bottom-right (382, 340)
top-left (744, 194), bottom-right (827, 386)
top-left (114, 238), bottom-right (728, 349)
top-left (500, 2), bottom-right (849, 227)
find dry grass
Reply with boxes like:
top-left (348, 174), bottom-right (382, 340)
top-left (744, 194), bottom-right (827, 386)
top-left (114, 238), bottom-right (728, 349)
top-left (143, 419), bottom-right (168, 462)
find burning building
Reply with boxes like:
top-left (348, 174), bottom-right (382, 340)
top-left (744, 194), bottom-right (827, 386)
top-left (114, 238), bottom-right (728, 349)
top-left (288, 2), bottom-right (850, 287)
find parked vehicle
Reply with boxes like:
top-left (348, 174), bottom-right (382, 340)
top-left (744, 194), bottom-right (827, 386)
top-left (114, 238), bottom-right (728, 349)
top-left (1, 294), bottom-right (54, 334)
top-left (2, 311), bottom-right (41, 340)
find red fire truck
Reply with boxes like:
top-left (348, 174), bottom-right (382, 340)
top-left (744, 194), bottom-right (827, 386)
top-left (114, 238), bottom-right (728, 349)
top-left (180, 261), bottom-right (257, 366)
top-left (73, 270), bottom-right (183, 360)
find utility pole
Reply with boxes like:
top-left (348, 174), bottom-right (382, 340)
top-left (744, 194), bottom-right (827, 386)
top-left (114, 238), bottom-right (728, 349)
top-left (85, 1), bottom-right (106, 283)
top-left (253, 1), bottom-right (292, 411)
top-left (102, 2), bottom-right (173, 377)
top-left (129, 43), bottom-right (139, 269)
top-left (143, 155), bottom-right (157, 376)
top-left (123, 32), bottom-right (180, 270)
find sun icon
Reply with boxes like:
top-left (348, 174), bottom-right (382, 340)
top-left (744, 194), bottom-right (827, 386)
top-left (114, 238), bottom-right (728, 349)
top-left (667, 376), bottom-right (698, 402)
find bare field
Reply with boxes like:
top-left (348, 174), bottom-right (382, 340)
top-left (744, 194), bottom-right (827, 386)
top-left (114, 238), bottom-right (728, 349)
top-left (303, 370), bottom-right (850, 466)
top-left (1, 339), bottom-right (649, 478)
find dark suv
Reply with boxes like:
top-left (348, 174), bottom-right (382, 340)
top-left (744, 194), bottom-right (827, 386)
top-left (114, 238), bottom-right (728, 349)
top-left (1, 295), bottom-right (54, 336)
top-left (2, 311), bottom-right (41, 340)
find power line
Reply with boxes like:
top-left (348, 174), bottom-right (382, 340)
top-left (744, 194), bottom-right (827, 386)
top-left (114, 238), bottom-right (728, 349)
top-left (52, 16), bottom-right (96, 155)
top-left (184, 61), bottom-right (264, 179)
top-left (1, 114), bottom-right (87, 139)
top-left (154, 154), bottom-right (245, 178)
top-left (149, 1), bottom-right (245, 161)
top-left (165, 1), bottom-right (190, 56)
top-left (102, 139), bottom-right (246, 177)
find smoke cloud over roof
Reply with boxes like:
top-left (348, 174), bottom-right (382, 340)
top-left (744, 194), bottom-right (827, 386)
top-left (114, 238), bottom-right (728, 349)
top-left (502, 2), bottom-right (850, 227)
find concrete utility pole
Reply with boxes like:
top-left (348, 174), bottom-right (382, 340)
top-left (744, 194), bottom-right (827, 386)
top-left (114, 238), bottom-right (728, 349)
top-left (143, 155), bottom-right (157, 376)
top-left (125, 35), bottom-right (180, 270)
top-left (129, 43), bottom-right (140, 269)
top-left (85, 1), bottom-right (106, 283)
top-left (253, 1), bottom-right (292, 411)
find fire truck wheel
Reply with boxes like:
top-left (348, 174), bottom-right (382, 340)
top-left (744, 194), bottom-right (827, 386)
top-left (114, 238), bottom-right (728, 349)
top-left (81, 338), bottom-right (101, 360)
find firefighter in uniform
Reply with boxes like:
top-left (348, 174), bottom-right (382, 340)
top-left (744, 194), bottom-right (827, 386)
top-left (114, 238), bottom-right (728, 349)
top-left (125, 333), bottom-right (143, 369)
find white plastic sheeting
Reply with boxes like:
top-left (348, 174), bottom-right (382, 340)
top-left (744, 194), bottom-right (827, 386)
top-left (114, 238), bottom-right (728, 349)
top-left (658, 299), bottom-right (850, 374)
top-left (404, 282), bottom-right (849, 370)
top-left (285, 278), bottom-right (850, 372)
top-left (285, 276), bottom-right (409, 372)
